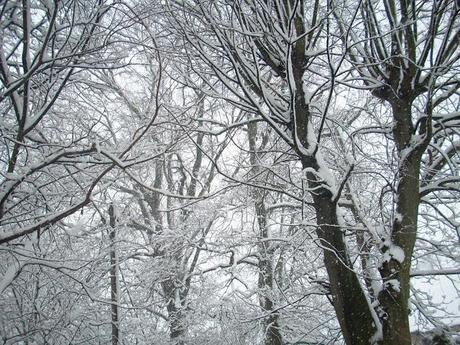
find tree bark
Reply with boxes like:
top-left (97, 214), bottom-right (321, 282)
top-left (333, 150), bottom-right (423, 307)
top-left (248, 121), bottom-right (283, 345)
top-left (162, 280), bottom-right (186, 345)
top-left (301, 160), bottom-right (377, 345)
top-left (109, 204), bottom-right (120, 345)
top-left (291, 27), bottom-right (377, 341)
top-left (256, 200), bottom-right (283, 345)
top-left (377, 100), bottom-right (426, 345)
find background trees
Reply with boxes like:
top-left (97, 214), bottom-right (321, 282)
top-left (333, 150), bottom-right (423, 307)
top-left (0, 1), bottom-right (171, 343)
top-left (1, 0), bottom-right (117, 243)
top-left (1, 0), bottom-right (459, 344)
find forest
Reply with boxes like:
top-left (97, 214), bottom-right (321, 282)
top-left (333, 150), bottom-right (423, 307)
top-left (0, 0), bottom-right (459, 344)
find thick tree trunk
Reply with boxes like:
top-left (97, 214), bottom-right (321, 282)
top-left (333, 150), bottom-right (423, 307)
top-left (301, 160), bottom-right (377, 345)
top-left (293, 52), bottom-right (376, 342)
top-left (377, 101), bottom-right (426, 345)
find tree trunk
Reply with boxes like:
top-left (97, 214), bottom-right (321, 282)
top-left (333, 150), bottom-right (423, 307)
top-left (109, 204), bottom-right (120, 345)
top-left (293, 53), bottom-right (376, 342)
top-left (301, 161), bottom-right (377, 345)
top-left (256, 200), bottom-right (283, 345)
top-left (162, 279), bottom-right (186, 345)
top-left (248, 121), bottom-right (284, 345)
top-left (377, 101), bottom-right (426, 345)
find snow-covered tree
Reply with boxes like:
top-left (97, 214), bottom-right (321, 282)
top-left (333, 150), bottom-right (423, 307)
top-left (165, 0), bottom-right (460, 343)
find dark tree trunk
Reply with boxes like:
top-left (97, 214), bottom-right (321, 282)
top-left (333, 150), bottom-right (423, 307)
top-left (165, 286), bottom-right (186, 345)
top-left (292, 32), bottom-right (377, 341)
top-left (377, 100), bottom-right (426, 345)
top-left (109, 204), bottom-right (120, 345)
top-left (301, 160), bottom-right (377, 345)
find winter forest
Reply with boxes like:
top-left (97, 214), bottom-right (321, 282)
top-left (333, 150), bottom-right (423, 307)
top-left (1, 0), bottom-right (459, 344)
